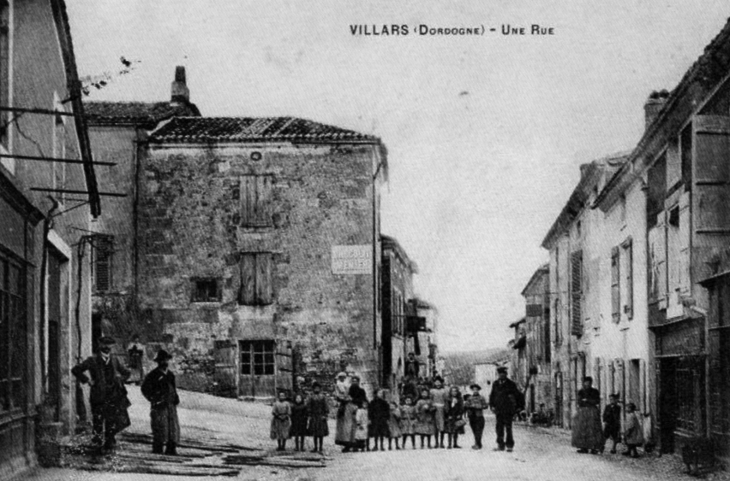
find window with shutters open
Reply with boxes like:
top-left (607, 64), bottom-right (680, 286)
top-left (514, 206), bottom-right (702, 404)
top-left (93, 235), bottom-right (113, 292)
top-left (240, 175), bottom-right (274, 228)
top-left (238, 252), bottom-right (273, 306)
top-left (622, 238), bottom-right (633, 320)
top-left (611, 246), bottom-right (620, 323)
top-left (571, 250), bottom-right (583, 336)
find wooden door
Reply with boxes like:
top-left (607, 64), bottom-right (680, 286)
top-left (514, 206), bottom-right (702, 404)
top-left (239, 340), bottom-right (276, 398)
top-left (213, 340), bottom-right (238, 398)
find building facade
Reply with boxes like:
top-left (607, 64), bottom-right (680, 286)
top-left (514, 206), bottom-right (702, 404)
top-left (520, 264), bottom-right (552, 414)
top-left (134, 116), bottom-right (387, 399)
top-left (0, 1), bottom-right (100, 477)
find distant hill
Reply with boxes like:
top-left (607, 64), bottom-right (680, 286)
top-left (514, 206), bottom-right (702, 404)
top-left (441, 348), bottom-right (511, 386)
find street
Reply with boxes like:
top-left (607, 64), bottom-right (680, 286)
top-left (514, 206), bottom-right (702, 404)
top-left (20, 386), bottom-right (725, 481)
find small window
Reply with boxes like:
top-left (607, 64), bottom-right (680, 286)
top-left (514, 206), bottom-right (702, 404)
top-left (191, 278), bottom-right (220, 303)
top-left (669, 206), bottom-right (680, 227)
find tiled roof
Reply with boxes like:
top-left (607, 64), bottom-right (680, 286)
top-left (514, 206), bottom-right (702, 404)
top-left (84, 101), bottom-right (200, 127)
top-left (147, 117), bottom-right (378, 144)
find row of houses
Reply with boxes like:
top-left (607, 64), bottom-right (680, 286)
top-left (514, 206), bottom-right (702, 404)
top-left (510, 19), bottom-right (730, 461)
top-left (0, 3), bottom-right (438, 478)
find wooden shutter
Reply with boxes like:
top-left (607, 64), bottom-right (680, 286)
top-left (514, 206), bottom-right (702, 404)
top-left (611, 246), bottom-right (620, 322)
top-left (571, 251), bottom-right (583, 336)
top-left (240, 175), bottom-right (273, 227)
top-left (255, 253), bottom-right (272, 305)
top-left (624, 239), bottom-right (634, 319)
top-left (239, 253), bottom-right (256, 305)
top-left (692, 116), bottom-right (730, 282)
top-left (275, 341), bottom-right (293, 391)
top-left (95, 235), bottom-right (113, 292)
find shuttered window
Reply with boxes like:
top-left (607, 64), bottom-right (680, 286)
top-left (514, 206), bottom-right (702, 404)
top-left (0, 253), bottom-right (27, 412)
top-left (191, 278), bottom-right (220, 302)
top-left (611, 246), bottom-right (620, 323)
top-left (93, 235), bottom-right (113, 292)
top-left (240, 175), bottom-right (274, 227)
top-left (238, 253), bottom-right (273, 306)
top-left (570, 250), bottom-right (583, 336)
top-left (623, 238), bottom-right (633, 319)
top-left (0, 2), bottom-right (9, 150)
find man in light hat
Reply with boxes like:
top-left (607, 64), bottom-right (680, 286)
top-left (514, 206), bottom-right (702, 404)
top-left (141, 349), bottom-right (180, 455)
top-left (72, 336), bottom-right (131, 452)
top-left (489, 366), bottom-right (522, 452)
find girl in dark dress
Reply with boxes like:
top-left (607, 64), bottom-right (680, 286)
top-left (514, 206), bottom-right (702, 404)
top-left (602, 393), bottom-right (621, 454)
top-left (290, 393), bottom-right (309, 451)
top-left (368, 389), bottom-right (391, 451)
top-left (444, 386), bottom-right (465, 449)
top-left (306, 382), bottom-right (329, 453)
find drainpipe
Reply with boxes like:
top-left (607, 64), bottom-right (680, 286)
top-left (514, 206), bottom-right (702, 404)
top-left (39, 197), bottom-right (59, 399)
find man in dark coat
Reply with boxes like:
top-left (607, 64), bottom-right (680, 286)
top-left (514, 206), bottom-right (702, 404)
top-left (71, 336), bottom-right (131, 452)
top-left (141, 349), bottom-right (181, 455)
top-left (489, 366), bottom-right (522, 452)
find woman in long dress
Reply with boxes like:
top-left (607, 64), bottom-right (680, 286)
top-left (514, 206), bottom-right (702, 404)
top-left (444, 386), bottom-right (465, 449)
top-left (306, 382), bottom-right (329, 453)
top-left (335, 374), bottom-right (367, 452)
top-left (571, 377), bottom-right (605, 454)
top-left (270, 391), bottom-right (292, 451)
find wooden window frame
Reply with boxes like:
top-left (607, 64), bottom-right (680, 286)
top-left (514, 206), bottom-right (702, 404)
top-left (611, 246), bottom-right (621, 323)
top-left (622, 238), bottom-right (634, 320)
top-left (570, 250), bottom-right (583, 337)
top-left (93, 234), bottom-right (113, 293)
top-left (239, 340), bottom-right (275, 376)
top-left (0, 249), bottom-right (26, 414)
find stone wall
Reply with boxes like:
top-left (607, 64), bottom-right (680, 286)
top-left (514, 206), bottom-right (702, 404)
top-left (137, 141), bottom-right (383, 397)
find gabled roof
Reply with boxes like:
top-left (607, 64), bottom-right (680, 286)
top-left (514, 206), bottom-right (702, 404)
top-left (147, 116), bottom-right (378, 144)
top-left (85, 101), bottom-right (200, 128)
top-left (521, 263), bottom-right (549, 297)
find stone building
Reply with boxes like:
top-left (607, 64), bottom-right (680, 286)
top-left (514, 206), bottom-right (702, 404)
top-left (520, 264), bottom-right (552, 414)
top-left (541, 155), bottom-right (626, 428)
top-left (380, 234), bottom-right (417, 390)
top-left (84, 67), bottom-right (200, 364)
top-left (594, 18), bottom-right (730, 458)
top-left (136, 115), bottom-right (388, 399)
top-left (0, 0), bottom-right (100, 477)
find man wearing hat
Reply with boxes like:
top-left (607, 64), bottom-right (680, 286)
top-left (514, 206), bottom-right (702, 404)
top-left (72, 336), bottom-right (131, 452)
top-left (465, 383), bottom-right (489, 449)
top-left (489, 366), bottom-right (522, 452)
top-left (141, 350), bottom-right (180, 455)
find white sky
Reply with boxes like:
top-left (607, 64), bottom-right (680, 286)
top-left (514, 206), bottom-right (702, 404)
top-left (67, 0), bottom-right (730, 352)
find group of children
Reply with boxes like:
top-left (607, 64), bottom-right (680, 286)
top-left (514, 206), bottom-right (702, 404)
top-left (602, 393), bottom-right (645, 458)
top-left (272, 376), bottom-right (492, 453)
top-left (270, 382), bottom-right (330, 452)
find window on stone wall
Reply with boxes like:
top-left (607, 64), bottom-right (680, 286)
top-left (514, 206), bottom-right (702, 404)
top-left (240, 340), bottom-right (275, 376)
top-left (622, 238), bottom-right (634, 320)
top-left (238, 253), bottom-right (273, 306)
top-left (239, 175), bottom-right (274, 228)
top-left (93, 235), bottom-right (114, 292)
top-left (0, 252), bottom-right (27, 413)
top-left (191, 278), bottom-right (220, 303)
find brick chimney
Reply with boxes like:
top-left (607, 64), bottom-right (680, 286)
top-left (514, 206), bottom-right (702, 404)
top-left (171, 66), bottom-right (189, 104)
top-left (644, 89), bottom-right (669, 130)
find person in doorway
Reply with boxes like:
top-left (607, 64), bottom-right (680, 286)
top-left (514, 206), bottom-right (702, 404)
top-left (72, 336), bottom-right (131, 453)
top-left (306, 382), bottom-right (329, 453)
top-left (444, 386), bottom-right (465, 448)
top-left (429, 376), bottom-right (448, 448)
top-left (126, 335), bottom-right (145, 385)
top-left (369, 389), bottom-right (390, 451)
top-left (271, 391), bottom-right (292, 451)
top-left (602, 393), bottom-right (622, 454)
top-left (290, 393), bottom-right (309, 452)
top-left (572, 377), bottom-right (605, 454)
top-left (465, 383), bottom-right (489, 449)
top-left (141, 349), bottom-right (180, 455)
top-left (415, 388), bottom-right (436, 449)
top-left (489, 366), bottom-right (522, 452)
top-left (400, 396), bottom-right (417, 449)
top-left (623, 403), bottom-right (644, 458)
top-left (405, 352), bottom-right (420, 380)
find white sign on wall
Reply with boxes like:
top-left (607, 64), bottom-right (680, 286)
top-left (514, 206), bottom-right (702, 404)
top-left (331, 245), bottom-right (372, 275)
